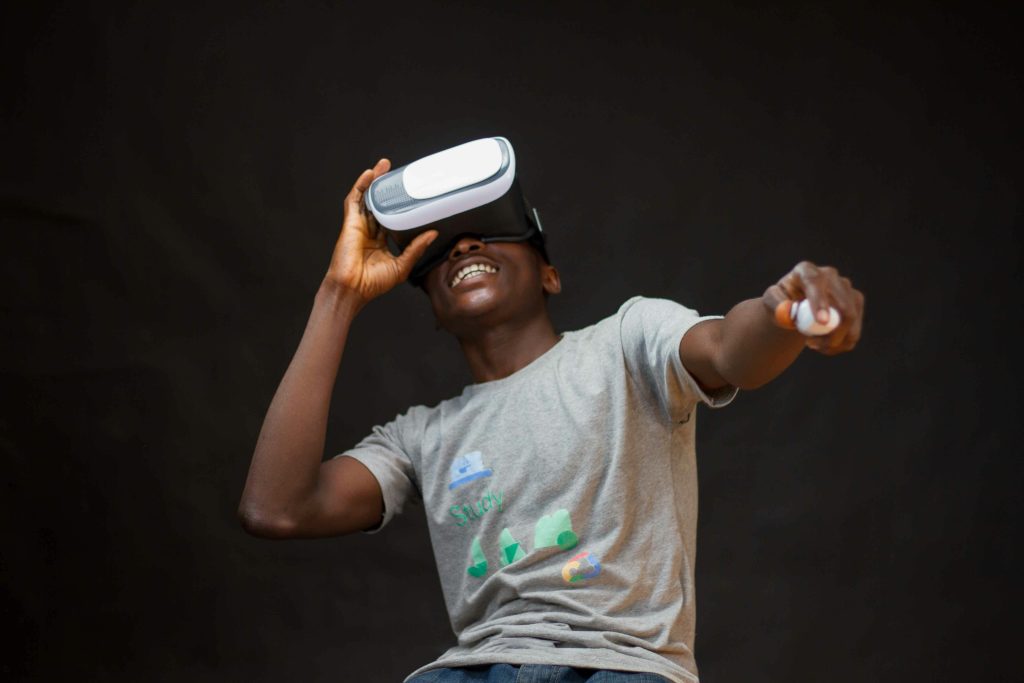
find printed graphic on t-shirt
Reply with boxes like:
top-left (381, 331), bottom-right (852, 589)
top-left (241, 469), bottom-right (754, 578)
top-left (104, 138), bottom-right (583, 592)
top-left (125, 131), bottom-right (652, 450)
top-left (498, 527), bottom-right (527, 566)
top-left (562, 550), bottom-right (602, 583)
top-left (447, 451), bottom-right (503, 527)
top-left (467, 537), bottom-right (488, 577)
top-left (533, 508), bottom-right (579, 551)
top-left (448, 451), bottom-right (492, 490)
top-left (449, 489), bottom-right (505, 527)
top-left (464, 507), bottom-right (599, 584)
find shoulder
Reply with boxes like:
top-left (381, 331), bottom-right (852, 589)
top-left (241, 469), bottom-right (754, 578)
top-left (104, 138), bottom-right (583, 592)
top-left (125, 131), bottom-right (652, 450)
top-left (373, 400), bottom-right (441, 444)
top-left (559, 296), bottom-right (691, 334)
top-left (554, 297), bottom-right (704, 350)
top-left (385, 383), bottom-right (485, 434)
top-left (589, 296), bottom-right (703, 349)
top-left (617, 295), bottom-right (702, 322)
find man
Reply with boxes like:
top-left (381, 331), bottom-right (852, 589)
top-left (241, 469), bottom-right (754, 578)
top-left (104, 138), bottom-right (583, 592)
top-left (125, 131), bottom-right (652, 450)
top-left (239, 157), bottom-right (865, 683)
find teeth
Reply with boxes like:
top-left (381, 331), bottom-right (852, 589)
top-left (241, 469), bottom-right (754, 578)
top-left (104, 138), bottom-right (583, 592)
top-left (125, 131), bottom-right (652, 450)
top-left (450, 263), bottom-right (498, 288)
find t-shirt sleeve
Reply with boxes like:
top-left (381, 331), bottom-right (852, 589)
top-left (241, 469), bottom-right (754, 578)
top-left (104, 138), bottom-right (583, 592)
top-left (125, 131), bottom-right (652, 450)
top-left (338, 408), bottom-right (423, 534)
top-left (619, 296), bottom-right (738, 421)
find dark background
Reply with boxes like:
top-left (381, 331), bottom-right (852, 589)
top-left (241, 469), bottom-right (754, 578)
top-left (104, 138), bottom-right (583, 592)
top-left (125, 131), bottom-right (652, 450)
top-left (2, 2), bottom-right (1020, 681)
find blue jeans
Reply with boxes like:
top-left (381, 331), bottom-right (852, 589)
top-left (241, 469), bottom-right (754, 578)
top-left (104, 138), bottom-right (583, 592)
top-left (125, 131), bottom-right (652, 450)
top-left (407, 663), bottom-right (672, 683)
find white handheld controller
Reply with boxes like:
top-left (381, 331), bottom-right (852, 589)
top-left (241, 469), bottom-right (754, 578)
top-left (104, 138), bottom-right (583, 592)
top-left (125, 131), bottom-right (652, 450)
top-left (789, 299), bottom-right (841, 336)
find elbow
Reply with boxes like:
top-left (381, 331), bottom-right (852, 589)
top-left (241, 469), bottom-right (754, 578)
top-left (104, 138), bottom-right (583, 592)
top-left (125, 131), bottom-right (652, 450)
top-left (237, 503), bottom-right (300, 539)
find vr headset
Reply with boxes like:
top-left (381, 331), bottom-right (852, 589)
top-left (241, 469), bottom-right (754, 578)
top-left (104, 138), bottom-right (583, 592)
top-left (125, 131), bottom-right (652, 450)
top-left (364, 136), bottom-right (548, 285)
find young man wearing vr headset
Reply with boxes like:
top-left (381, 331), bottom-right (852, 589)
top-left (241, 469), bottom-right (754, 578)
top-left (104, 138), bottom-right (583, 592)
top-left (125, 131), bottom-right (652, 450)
top-left (240, 141), bottom-right (865, 683)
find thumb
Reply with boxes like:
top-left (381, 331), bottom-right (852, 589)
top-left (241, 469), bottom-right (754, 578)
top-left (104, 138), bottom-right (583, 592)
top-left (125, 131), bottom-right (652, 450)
top-left (394, 230), bottom-right (440, 278)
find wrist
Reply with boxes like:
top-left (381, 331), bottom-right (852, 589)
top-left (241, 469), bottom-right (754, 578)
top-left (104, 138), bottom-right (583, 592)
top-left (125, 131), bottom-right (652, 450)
top-left (317, 277), bottom-right (368, 318)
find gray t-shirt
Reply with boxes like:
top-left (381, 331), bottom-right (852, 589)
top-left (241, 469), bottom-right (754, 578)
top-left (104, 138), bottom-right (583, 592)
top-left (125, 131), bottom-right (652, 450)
top-left (345, 297), bottom-right (736, 683)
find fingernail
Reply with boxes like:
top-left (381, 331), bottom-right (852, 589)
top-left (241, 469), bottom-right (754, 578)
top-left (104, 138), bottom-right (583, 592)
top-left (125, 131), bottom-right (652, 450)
top-left (817, 309), bottom-right (829, 323)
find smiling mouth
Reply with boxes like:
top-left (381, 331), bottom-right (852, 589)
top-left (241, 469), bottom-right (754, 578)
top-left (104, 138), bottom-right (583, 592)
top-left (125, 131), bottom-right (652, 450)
top-left (450, 263), bottom-right (499, 288)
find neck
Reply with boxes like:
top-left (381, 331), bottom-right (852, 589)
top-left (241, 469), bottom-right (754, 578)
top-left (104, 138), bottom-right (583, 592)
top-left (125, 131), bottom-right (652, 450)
top-left (457, 311), bottom-right (561, 383)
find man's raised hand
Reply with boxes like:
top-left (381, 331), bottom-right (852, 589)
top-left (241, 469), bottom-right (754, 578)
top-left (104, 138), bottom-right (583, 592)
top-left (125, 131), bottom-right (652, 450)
top-left (325, 158), bottom-right (438, 305)
top-left (763, 261), bottom-right (865, 355)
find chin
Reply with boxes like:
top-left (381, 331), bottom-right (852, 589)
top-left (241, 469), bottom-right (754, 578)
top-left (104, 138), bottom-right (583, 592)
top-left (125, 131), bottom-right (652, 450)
top-left (432, 284), bottom-right (509, 334)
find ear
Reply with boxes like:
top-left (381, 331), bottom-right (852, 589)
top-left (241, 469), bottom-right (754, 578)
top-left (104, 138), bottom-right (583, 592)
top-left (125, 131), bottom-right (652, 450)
top-left (541, 263), bottom-right (562, 295)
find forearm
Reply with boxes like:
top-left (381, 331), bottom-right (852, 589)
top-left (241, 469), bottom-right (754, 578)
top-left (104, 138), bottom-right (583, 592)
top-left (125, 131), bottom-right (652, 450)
top-left (238, 280), bottom-right (364, 532)
top-left (712, 298), bottom-right (807, 390)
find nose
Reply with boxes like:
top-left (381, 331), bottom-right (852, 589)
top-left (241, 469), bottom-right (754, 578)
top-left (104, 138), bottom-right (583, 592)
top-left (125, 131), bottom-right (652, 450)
top-left (448, 235), bottom-right (485, 260)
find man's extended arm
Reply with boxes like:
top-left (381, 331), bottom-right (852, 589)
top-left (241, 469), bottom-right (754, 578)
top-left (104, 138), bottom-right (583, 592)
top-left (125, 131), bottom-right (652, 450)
top-left (238, 159), bottom-right (437, 538)
top-left (680, 262), bottom-right (865, 391)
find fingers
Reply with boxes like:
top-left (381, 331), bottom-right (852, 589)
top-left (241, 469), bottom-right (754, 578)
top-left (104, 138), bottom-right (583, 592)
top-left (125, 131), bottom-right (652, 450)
top-left (343, 158), bottom-right (391, 216)
top-left (393, 230), bottom-right (439, 278)
top-left (329, 158), bottom-right (393, 281)
top-left (343, 167), bottom-right (375, 220)
top-left (372, 157), bottom-right (391, 178)
top-left (794, 261), bottom-right (831, 324)
top-left (366, 209), bottom-right (386, 247)
top-left (772, 260), bottom-right (865, 355)
top-left (817, 288), bottom-right (864, 354)
top-left (816, 271), bottom-right (861, 353)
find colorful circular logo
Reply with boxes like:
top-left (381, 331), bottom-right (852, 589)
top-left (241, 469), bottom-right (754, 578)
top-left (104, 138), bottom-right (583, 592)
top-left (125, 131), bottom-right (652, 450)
top-left (561, 551), bottom-right (601, 583)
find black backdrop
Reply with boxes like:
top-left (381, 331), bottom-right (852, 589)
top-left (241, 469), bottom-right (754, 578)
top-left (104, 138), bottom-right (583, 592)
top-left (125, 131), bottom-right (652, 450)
top-left (2, 2), bottom-right (1020, 681)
